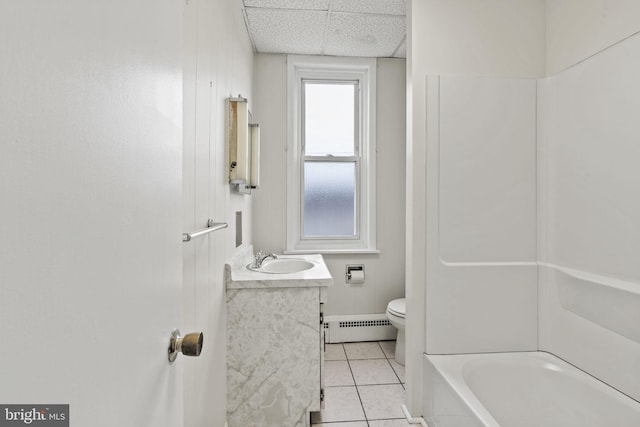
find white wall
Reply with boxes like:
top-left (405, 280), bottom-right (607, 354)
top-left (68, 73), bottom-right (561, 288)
top-left (182, 0), bottom-right (254, 425)
top-left (539, 14), bottom-right (640, 401)
top-left (252, 54), bottom-right (406, 317)
top-left (250, 54), bottom-right (287, 253)
top-left (546, 0), bottom-right (640, 74)
top-left (416, 0), bottom-right (546, 77)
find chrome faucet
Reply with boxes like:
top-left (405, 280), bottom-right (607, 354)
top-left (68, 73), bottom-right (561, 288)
top-left (252, 250), bottom-right (277, 268)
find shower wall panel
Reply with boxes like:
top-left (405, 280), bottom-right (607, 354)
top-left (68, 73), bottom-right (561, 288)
top-left (538, 31), bottom-right (640, 402)
top-left (425, 75), bottom-right (538, 354)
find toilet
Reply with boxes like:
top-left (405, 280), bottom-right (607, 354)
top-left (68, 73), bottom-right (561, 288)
top-left (386, 298), bottom-right (406, 366)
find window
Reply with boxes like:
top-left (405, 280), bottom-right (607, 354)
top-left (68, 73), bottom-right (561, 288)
top-left (287, 56), bottom-right (377, 253)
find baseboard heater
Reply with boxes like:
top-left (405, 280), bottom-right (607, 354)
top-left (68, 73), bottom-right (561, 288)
top-left (323, 314), bottom-right (396, 343)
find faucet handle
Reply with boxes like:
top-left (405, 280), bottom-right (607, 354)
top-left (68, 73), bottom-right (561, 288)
top-left (252, 250), bottom-right (264, 268)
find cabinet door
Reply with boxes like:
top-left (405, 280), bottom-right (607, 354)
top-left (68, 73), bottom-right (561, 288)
top-left (227, 287), bottom-right (321, 426)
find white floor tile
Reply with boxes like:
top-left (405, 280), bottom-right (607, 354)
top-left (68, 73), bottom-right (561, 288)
top-left (349, 359), bottom-right (399, 385)
top-left (379, 340), bottom-right (396, 359)
top-left (314, 341), bottom-right (410, 427)
top-left (325, 360), bottom-right (355, 386)
top-left (344, 342), bottom-right (386, 359)
top-left (368, 419), bottom-right (412, 426)
top-left (389, 359), bottom-right (405, 383)
top-left (312, 422), bottom-right (368, 427)
top-left (310, 386), bottom-right (365, 424)
top-left (357, 384), bottom-right (406, 420)
top-left (325, 343), bottom-right (347, 361)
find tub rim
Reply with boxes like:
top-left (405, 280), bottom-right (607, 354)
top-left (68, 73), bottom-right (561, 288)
top-left (425, 350), bottom-right (640, 427)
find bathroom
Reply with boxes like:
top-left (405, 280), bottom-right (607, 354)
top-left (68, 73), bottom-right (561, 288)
top-left (2, 0), bottom-right (640, 426)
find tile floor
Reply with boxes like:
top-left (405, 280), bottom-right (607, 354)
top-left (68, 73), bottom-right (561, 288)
top-left (311, 341), bottom-right (411, 427)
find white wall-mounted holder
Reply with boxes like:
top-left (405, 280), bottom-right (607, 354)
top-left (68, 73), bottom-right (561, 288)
top-left (228, 96), bottom-right (260, 194)
top-left (346, 264), bottom-right (365, 285)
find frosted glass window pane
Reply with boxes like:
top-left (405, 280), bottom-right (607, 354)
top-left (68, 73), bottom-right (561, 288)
top-left (303, 162), bottom-right (356, 237)
top-left (304, 82), bottom-right (355, 156)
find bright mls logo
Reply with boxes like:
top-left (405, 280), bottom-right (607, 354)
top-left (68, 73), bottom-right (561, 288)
top-left (0, 405), bottom-right (68, 426)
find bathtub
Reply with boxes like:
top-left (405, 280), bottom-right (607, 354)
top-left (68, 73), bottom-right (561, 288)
top-left (423, 351), bottom-right (640, 427)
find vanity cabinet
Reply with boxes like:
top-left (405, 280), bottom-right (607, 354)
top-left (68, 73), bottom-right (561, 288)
top-left (225, 254), bottom-right (332, 427)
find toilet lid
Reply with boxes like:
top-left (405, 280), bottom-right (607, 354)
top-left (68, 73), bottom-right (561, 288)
top-left (388, 298), bottom-right (406, 318)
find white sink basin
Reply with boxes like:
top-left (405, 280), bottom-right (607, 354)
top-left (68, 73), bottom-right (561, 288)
top-left (247, 258), bottom-right (316, 274)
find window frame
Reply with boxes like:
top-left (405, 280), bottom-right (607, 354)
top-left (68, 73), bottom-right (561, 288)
top-left (286, 55), bottom-right (377, 253)
top-left (302, 79), bottom-right (359, 239)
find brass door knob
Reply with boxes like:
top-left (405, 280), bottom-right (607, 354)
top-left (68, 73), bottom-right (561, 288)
top-left (168, 329), bottom-right (204, 362)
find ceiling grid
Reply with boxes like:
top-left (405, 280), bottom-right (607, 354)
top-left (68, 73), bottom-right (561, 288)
top-left (241, 0), bottom-right (407, 58)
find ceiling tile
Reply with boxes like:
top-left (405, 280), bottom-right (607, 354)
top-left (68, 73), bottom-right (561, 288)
top-left (323, 13), bottom-right (405, 57)
top-left (243, 0), bottom-right (329, 10)
top-left (245, 8), bottom-right (327, 55)
top-left (330, 0), bottom-right (406, 16)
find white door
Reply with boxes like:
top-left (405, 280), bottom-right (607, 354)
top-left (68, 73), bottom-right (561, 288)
top-left (0, 1), bottom-right (185, 426)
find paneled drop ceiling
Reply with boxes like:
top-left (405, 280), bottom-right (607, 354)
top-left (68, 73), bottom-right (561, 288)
top-left (242, 0), bottom-right (406, 58)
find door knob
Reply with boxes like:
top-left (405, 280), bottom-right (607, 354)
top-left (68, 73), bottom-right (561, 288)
top-left (168, 329), bottom-right (203, 362)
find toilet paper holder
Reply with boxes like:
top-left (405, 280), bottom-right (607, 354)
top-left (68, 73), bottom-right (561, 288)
top-left (346, 265), bottom-right (365, 284)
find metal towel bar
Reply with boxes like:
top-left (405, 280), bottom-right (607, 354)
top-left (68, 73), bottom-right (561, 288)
top-left (183, 219), bottom-right (228, 242)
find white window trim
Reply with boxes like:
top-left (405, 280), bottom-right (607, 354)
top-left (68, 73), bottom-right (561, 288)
top-left (286, 55), bottom-right (377, 254)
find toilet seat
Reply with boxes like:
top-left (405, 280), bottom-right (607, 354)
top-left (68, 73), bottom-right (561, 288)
top-left (387, 298), bottom-right (406, 319)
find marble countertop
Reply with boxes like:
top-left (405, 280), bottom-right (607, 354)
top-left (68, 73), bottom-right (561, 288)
top-left (225, 252), bottom-right (334, 290)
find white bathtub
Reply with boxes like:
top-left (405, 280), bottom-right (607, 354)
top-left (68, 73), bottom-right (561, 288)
top-left (423, 351), bottom-right (640, 427)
